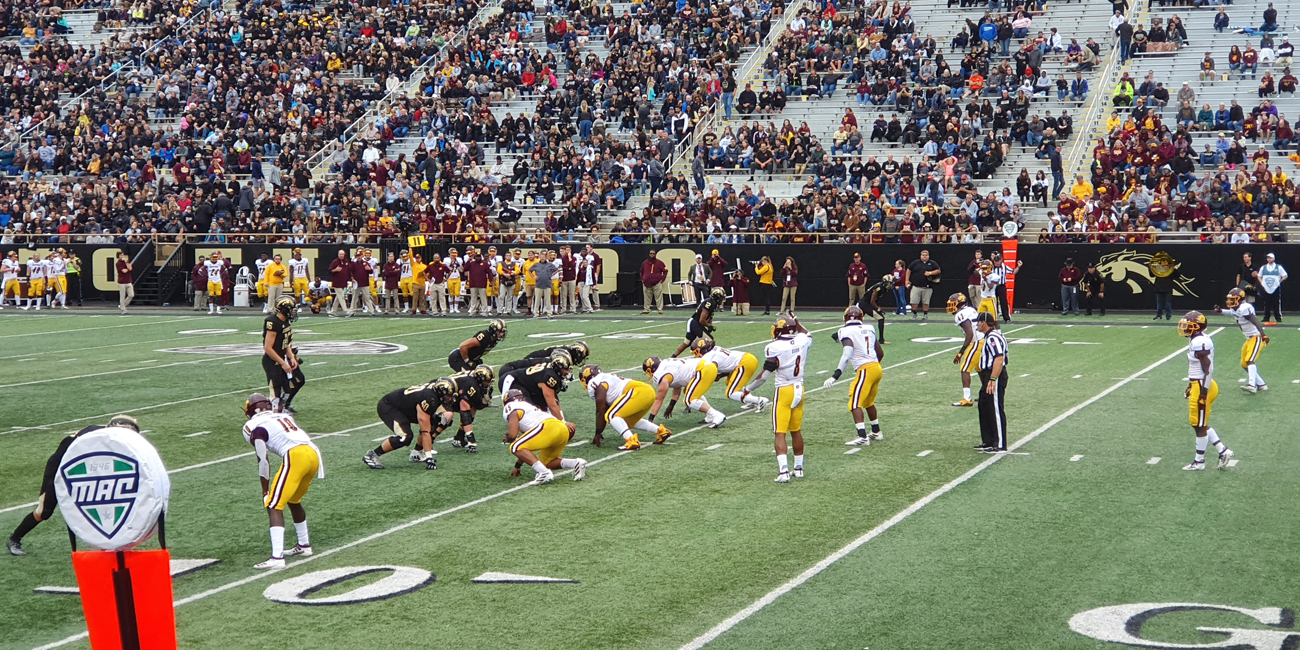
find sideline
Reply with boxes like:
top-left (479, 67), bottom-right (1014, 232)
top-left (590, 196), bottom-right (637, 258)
top-left (675, 327), bottom-right (1222, 650)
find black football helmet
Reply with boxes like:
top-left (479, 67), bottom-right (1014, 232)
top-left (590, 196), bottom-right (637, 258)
top-left (709, 287), bottom-right (727, 305)
top-left (487, 318), bottom-right (507, 339)
top-left (108, 414), bottom-right (141, 431)
top-left (275, 296), bottom-right (298, 322)
top-left (549, 350), bottom-right (572, 375)
top-left (568, 341), bottom-right (591, 365)
top-left (470, 365), bottom-right (495, 385)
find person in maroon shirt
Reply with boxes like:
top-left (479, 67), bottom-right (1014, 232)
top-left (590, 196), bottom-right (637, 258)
top-left (707, 250), bottom-right (729, 288)
top-left (351, 252), bottom-right (375, 315)
top-left (328, 250), bottom-right (353, 317)
top-left (731, 270), bottom-right (751, 315)
top-left (1058, 258), bottom-right (1083, 316)
top-left (115, 251), bottom-right (134, 314)
top-left (426, 254), bottom-right (450, 315)
top-left (559, 246), bottom-right (578, 313)
top-left (220, 254), bottom-right (234, 307)
top-left (465, 250), bottom-right (491, 315)
top-left (846, 252), bottom-right (869, 306)
top-left (382, 252), bottom-right (401, 315)
top-left (780, 257), bottom-right (799, 315)
top-left (640, 249), bottom-right (667, 314)
top-left (191, 255), bottom-right (209, 311)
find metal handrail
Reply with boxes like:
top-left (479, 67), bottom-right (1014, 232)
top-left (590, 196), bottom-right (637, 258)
top-left (302, 0), bottom-right (508, 174)
top-left (5, 8), bottom-right (212, 150)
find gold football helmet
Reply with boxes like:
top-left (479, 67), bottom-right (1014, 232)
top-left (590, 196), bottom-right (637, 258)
top-left (946, 293), bottom-right (969, 315)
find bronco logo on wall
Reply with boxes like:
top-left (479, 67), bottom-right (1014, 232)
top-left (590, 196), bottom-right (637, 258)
top-left (1095, 250), bottom-right (1198, 297)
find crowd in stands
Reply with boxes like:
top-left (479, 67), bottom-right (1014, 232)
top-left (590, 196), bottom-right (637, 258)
top-left (1039, 4), bottom-right (1297, 243)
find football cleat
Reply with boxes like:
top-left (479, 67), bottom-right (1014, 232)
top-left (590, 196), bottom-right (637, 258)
top-left (845, 435), bottom-right (871, 446)
top-left (285, 544), bottom-right (313, 557)
top-left (529, 470), bottom-right (555, 485)
top-left (753, 397), bottom-right (770, 412)
top-left (1258, 384), bottom-right (1269, 391)
top-left (7, 539), bottom-right (25, 556)
top-left (974, 444), bottom-right (992, 450)
top-left (774, 471), bottom-right (791, 483)
top-left (868, 431), bottom-right (883, 441)
top-left (952, 399), bottom-right (974, 407)
top-left (654, 425), bottom-right (672, 444)
top-left (1240, 385), bottom-right (1257, 394)
top-left (465, 442), bottom-right (478, 454)
top-left (981, 448), bottom-right (1007, 454)
top-left (706, 415), bottom-right (725, 429)
top-left (1217, 448), bottom-right (1234, 469)
top-left (619, 434), bottom-right (642, 451)
top-left (254, 557), bottom-right (286, 570)
top-left (362, 450), bottom-right (385, 469)
top-left (792, 467), bottom-right (804, 478)
top-left (425, 458), bottom-right (438, 470)
top-left (1182, 460), bottom-right (1206, 471)
top-left (572, 458), bottom-right (588, 481)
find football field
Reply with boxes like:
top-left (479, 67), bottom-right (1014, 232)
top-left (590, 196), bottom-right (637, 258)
top-left (0, 309), bottom-right (1296, 650)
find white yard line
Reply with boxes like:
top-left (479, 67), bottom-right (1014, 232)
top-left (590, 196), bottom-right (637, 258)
top-left (0, 316), bottom-right (207, 339)
top-left (2, 324), bottom-right (667, 436)
top-left (0, 354), bottom-right (248, 389)
top-left (705, 444), bottom-right (724, 451)
top-left (0, 332), bottom-right (244, 361)
top-left (25, 327), bottom-right (978, 649)
top-left (1147, 457), bottom-right (1162, 465)
top-left (1070, 455), bottom-right (1084, 462)
top-left (917, 450), bottom-right (934, 457)
top-left (184, 431), bottom-right (211, 438)
top-left (844, 448), bottom-right (861, 455)
top-left (674, 327), bottom-right (1218, 650)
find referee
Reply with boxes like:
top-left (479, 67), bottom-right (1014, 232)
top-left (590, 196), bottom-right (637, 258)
top-left (974, 312), bottom-right (1008, 452)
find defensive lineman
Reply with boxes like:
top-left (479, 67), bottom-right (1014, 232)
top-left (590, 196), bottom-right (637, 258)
top-left (947, 293), bottom-right (982, 407)
top-left (1216, 287), bottom-right (1269, 393)
top-left (578, 364), bottom-right (668, 450)
top-left (644, 355), bottom-right (726, 431)
top-left (745, 317), bottom-right (812, 483)
top-left (243, 394), bottom-right (323, 568)
top-left (826, 306), bottom-right (885, 446)
top-left (502, 390), bottom-right (587, 485)
top-left (1177, 311), bottom-right (1234, 470)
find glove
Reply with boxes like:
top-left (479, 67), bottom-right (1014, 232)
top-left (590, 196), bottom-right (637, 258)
top-left (823, 377), bottom-right (835, 389)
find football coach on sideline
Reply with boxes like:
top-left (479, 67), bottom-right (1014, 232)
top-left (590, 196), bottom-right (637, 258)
top-left (975, 312), bottom-right (1009, 453)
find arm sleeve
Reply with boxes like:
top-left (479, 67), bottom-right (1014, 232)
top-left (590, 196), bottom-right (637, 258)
top-left (835, 343), bottom-right (855, 377)
top-left (253, 438), bottom-right (271, 481)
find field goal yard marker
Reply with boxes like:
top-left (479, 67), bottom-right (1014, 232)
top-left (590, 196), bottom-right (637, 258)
top-left (23, 325), bottom-right (1031, 650)
top-left (675, 328), bottom-right (1224, 650)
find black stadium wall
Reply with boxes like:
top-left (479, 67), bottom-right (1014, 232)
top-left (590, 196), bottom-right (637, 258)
top-left (10, 242), bottom-right (1284, 311)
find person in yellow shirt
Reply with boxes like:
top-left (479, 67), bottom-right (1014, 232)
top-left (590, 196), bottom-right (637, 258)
top-left (265, 254), bottom-right (288, 309)
top-left (521, 250), bottom-right (539, 316)
top-left (754, 255), bottom-right (776, 315)
top-left (1070, 175), bottom-right (1094, 201)
top-left (411, 253), bottom-right (428, 315)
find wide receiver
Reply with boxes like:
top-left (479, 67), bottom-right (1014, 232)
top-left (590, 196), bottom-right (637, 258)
top-left (1177, 311), bottom-right (1234, 471)
top-left (243, 394), bottom-right (323, 569)
top-left (692, 338), bottom-right (770, 411)
top-left (1215, 287), bottom-right (1269, 393)
top-left (502, 389), bottom-right (587, 485)
top-left (825, 306), bottom-right (885, 446)
top-left (744, 316), bottom-right (813, 483)
top-left (643, 355), bottom-right (726, 431)
top-left (977, 260), bottom-right (1001, 315)
top-left (579, 364), bottom-right (669, 450)
top-left (947, 293), bottom-right (982, 407)
top-left (449, 319), bottom-right (507, 372)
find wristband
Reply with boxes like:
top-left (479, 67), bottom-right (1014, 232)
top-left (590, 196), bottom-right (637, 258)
top-left (831, 369), bottom-right (842, 381)
top-left (647, 413), bottom-right (656, 422)
top-left (668, 399), bottom-right (677, 410)
top-left (514, 461), bottom-right (524, 469)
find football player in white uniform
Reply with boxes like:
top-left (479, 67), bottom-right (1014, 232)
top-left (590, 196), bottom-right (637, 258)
top-left (46, 250), bottom-right (68, 309)
top-left (1215, 287), bottom-right (1269, 393)
top-left (288, 249), bottom-right (311, 304)
top-left (502, 389), bottom-right (586, 485)
top-left (947, 293), bottom-right (982, 407)
top-left (1177, 312), bottom-right (1234, 471)
top-left (692, 339), bottom-right (769, 411)
top-left (2, 251), bottom-right (21, 308)
top-left (825, 306), bottom-right (885, 446)
top-left (977, 261), bottom-right (1001, 315)
top-left (578, 364), bottom-right (667, 450)
top-left (23, 252), bottom-right (48, 310)
top-left (643, 355), bottom-right (726, 433)
top-left (745, 316), bottom-right (812, 483)
top-left (204, 255), bottom-right (227, 314)
top-left (255, 253), bottom-right (272, 311)
top-left (242, 393), bottom-right (323, 568)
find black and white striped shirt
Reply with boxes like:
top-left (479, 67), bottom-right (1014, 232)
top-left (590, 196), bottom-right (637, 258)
top-left (978, 329), bottom-right (1008, 372)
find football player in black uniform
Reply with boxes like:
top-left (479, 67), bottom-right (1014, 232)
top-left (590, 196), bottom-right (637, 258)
top-left (449, 319), bottom-right (507, 372)
top-left (8, 415), bottom-right (138, 556)
top-left (445, 365), bottom-right (495, 453)
top-left (854, 277), bottom-right (894, 344)
top-left (263, 297), bottom-right (305, 413)
top-left (498, 352), bottom-right (570, 418)
top-left (363, 379), bottom-right (457, 470)
top-left (672, 288), bottom-right (725, 357)
top-left (496, 341), bottom-right (591, 380)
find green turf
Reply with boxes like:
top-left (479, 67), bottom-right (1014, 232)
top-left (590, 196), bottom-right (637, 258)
top-left (0, 310), bottom-right (1293, 650)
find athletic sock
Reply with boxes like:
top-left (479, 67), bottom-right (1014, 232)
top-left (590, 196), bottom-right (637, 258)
top-left (793, 454), bottom-right (804, 469)
top-left (609, 416), bottom-right (631, 437)
top-left (372, 445), bottom-right (387, 456)
top-left (740, 392), bottom-right (764, 406)
top-left (706, 408), bottom-right (724, 423)
top-left (531, 460), bottom-right (547, 475)
top-left (11, 513), bottom-right (39, 542)
top-left (855, 422), bottom-right (867, 437)
top-left (870, 419), bottom-right (880, 433)
top-left (1248, 364), bottom-right (1263, 386)
top-left (559, 458), bottom-right (580, 469)
top-left (633, 419), bottom-right (660, 434)
top-left (294, 521), bottom-right (309, 546)
top-left (270, 526), bottom-right (285, 559)
top-left (963, 387), bottom-right (972, 401)
top-left (776, 453), bottom-right (789, 473)
top-left (1194, 436), bottom-right (1208, 463)
top-left (1207, 428), bottom-right (1226, 453)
